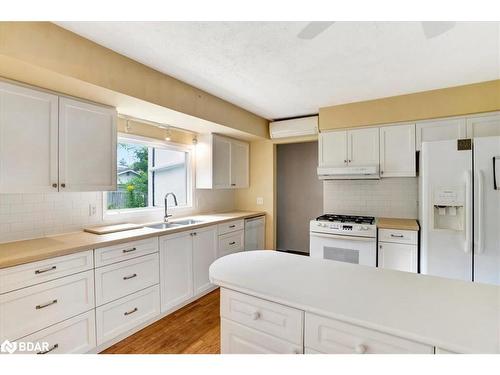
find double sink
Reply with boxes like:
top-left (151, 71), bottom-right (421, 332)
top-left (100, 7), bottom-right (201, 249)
top-left (145, 219), bottom-right (205, 230)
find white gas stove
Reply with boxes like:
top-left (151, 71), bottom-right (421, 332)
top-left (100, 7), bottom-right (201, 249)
top-left (309, 214), bottom-right (377, 266)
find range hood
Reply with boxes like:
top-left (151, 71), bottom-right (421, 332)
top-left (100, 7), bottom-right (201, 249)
top-left (317, 165), bottom-right (380, 180)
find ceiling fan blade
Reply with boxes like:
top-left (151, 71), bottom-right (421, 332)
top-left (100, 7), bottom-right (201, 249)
top-left (421, 21), bottom-right (456, 39)
top-left (297, 21), bottom-right (335, 40)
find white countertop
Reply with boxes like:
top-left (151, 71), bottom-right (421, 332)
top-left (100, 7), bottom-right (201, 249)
top-left (209, 250), bottom-right (500, 353)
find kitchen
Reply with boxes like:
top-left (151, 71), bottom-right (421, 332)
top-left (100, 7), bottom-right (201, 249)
top-left (0, 14), bottom-right (500, 368)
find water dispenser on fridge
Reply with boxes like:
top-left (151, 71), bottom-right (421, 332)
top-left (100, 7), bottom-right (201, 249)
top-left (432, 187), bottom-right (465, 231)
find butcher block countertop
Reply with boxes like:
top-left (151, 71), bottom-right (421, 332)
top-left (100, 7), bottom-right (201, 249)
top-left (377, 217), bottom-right (420, 231)
top-left (210, 251), bottom-right (500, 354)
top-left (0, 211), bottom-right (265, 269)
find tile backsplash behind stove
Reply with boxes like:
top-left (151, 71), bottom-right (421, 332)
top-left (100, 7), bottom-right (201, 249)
top-left (323, 177), bottom-right (418, 219)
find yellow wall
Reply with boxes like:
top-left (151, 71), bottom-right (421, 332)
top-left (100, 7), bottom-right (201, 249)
top-left (0, 22), bottom-right (269, 138)
top-left (320, 80), bottom-right (500, 130)
top-left (235, 141), bottom-right (276, 249)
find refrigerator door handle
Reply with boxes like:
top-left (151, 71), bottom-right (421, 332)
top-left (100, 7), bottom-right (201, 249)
top-left (493, 156), bottom-right (499, 190)
top-left (476, 169), bottom-right (484, 254)
top-left (464, 170), bottom-right (472, 254)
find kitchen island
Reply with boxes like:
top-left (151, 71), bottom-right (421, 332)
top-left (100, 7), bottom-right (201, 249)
top-left (209, 251), bottom-right (500, 354)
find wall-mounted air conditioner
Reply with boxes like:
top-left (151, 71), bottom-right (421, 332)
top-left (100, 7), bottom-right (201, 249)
top-left (269, 116), bottom-right (318, 139)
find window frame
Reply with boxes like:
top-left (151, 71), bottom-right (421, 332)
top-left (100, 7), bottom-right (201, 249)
top-left (103, 133), bottom-right (194, 219)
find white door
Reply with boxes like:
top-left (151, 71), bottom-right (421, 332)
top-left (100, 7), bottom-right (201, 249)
top-left (379, 124), bottom-right (416, 177)
top-left (348, 128), bottom-right (379, 166)
top-left (59, 97), bottom-right (116, 192)
top-left (0, 81), bottom-right (59, 193)
top-left (192, 225), bottom-right (218, 296)
top-left (230, 140), bottom-right (249, 188)
top-left (473, 136), bottom-right (500, 285)
top-left (416, 118), bottom-right (467, 151)
top-left (213, 135), bottom-right (231, 188)
top-left (466, 113), bottom-right (500, 138)
top-left (159, 232), bottom-right (194, 312)
top-left (378, 242), bottom-right (417, 273)
top-left (318, 131), bottom-right (347, 167)
top-left (420, 140), bottom-right (473, 282)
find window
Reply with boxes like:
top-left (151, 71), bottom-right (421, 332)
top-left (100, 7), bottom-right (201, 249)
top-left (106, 137), bottom-right (192, 213)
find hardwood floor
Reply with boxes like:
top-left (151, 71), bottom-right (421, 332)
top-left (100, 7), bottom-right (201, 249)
top-left (101, 289), bottom-right (221, 354)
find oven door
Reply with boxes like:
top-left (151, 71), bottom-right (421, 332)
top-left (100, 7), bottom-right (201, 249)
top-left (309, 232), bottom-right (376, 267)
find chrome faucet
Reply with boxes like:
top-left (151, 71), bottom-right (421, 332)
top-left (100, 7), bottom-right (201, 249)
top-left (164, 192), bottom-right (178, 222)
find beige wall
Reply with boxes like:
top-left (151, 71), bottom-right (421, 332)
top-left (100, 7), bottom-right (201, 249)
top-left (320, 80), bottom-right (500, 130)
top-left (235, 140), bottom-right (276, 249)
top-left (0, 22), bottom-right (269, 138)
top-left (117, 118), bottom-right (194, 145)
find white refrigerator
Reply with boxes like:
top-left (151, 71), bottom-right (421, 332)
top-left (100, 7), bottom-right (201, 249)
top-left (421, 136), bottom-right (500, 284)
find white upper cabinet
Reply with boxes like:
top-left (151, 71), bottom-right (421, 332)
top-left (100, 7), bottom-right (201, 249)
top-left (379, 124), bottom-right (416, 177)
top-left (196, 134), bottom-right (249, 189)
top-left (0, 80), bottom-right (117, 193)
top-left (466, 112), bottom-right (500, 138)
top-left (416, 117), bottom-right (466, 151)
top-left (0, 82), bottom-right (59, 193)
top-left (318, 130), bottom-right (347, 167)
top-left (348, 128), bottom-right (379, 166)
top-left (319, 128), bottom-right (378, 168)
top-left (59, 98), bottom-right (117, 192)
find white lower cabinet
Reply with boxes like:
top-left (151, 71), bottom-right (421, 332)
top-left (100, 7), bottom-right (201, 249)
top-left (15, 310), bottom-right (96, 354)
top-left (377, 228), bottom-right (418, 273)
top-left (192, 226), bottom-right (218, 295)
top-left (305, 313), bottom-right (433, 354)
top-left (96, 285), bottom-right (160, 345)
top-left (0, 270), bottom-right (95, 341)
top-left (305, 347), bottom-right (325, 354)
top-left (221, 318), bottom-right (303, 354)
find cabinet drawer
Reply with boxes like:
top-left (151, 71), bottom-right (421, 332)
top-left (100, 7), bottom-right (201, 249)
top-left (95, 253), bottom-right (159, 306)
top-left (14, 310), bottom-right (96, 354)
top-left (221, 318), bottom-right (303, 354)
top-left (94, 237), bottom-right (158, 267)
top-left (0, 270), bottom-right (95, 341)
top-left (378, 229), bottom-right (417, 245)
top-left (305, 313), bottom-right (433, 354)
top-left (221, 288), bottom-right (303, 345)
top-left (218, 220), bottom-right (244, 235)
top-left (218, 230), bottom-right (244, 258)
top-left (96, 285), bottom-right (160, 345)
top-left (0, 250), bottom-right (93, 294)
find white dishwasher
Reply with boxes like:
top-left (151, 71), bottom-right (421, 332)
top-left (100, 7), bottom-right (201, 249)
top-left (244, 216), bottom-right (266, 250)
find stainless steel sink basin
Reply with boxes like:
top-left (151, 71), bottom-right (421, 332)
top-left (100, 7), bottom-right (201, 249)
top-left (146, 219), bottom-right (204, 230)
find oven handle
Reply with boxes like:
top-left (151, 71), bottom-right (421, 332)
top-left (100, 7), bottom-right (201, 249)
top-left (310, 232), bottom-right (375, 242)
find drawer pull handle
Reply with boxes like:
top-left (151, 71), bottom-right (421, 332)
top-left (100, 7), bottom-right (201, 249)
top-left (355, 344), bottom-right (367, 354)
top-left (229, 241), bottom-right (236, 245)
top-left (123, 273), bottom-right (137, 280)
top-left (229, 225), bottom-right (236, 228)
top-left (37, 343), bottom-right (59, 355)
top-left (251, 311), bottom-right (261, 320)
top-left (122, 247), bottom-right (137, 253)
top-left (35, 265), bottom-right (57, 274)
top-left (390, 234), bottom-right (404, 238)
top-left (36, 299), bottom-right (58, 310)
top-left (124, 307), bottom-right (138, 316)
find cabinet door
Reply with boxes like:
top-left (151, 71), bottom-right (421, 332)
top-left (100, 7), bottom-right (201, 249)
top-left (348, 128), bottom-right (379, 166)
top-left (212, 135), bottom-right (232, 188)
top-left (416, 118), bottom-right (466, 151)
top-left (192, 225), bottom-right (218, 296)
top-left (230, 140), bottom-right (249, 188)
top-left (159, 232), bottom-right (194, 312)
top-left (59, 97), bottom-right (116, 192)
top-left (466, 112), bottom-right (500, 138)
top-left (379, 124), bottom-right (416, 177)
top-left (378, 242), bottom-right (417, 273)
top-left (318, 131), bottom-right (347, 167)
top-left (0, 81), bottom-right (59, 193)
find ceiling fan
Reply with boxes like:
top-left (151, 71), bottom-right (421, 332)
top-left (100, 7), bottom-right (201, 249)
top-left (297, 21), bottom-right (456, 40)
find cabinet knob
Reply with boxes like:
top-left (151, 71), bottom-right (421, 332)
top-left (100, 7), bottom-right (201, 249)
top-left (52, 183), bottom-right (58, 188)
top-left (380, 171), bottom-right (384, 175)
top-left (344, 160), bottom-right (347, 163)
top-left (61, 183), bottom-right (66, 188)
top-left (348, 160), bottom-right (352, 163)
top-left (354, 344), bottom-right (367, 354)
top-left (251, 311), bottom-right (261, 320)
top-left (231, 183), bottom-right (236, 186)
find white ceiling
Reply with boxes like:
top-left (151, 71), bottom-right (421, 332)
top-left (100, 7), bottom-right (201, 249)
top-left (56, 22), bottom-right (500, 120)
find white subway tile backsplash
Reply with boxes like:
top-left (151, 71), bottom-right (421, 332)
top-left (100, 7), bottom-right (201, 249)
top-left (323, 178), bottom-right (418, 219)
